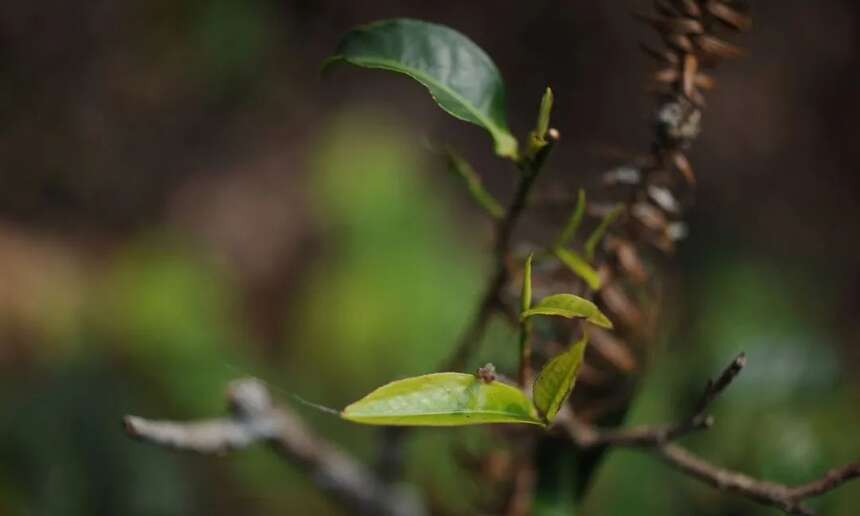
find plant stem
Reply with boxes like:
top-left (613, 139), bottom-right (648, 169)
top-left (518, 319), bottom-right (533, 387)
top-left (443, 131), bottom-right (558, 372)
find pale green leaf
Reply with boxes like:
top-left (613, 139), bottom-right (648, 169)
top-left (585, 204), bottom-right (623, 260)
top-left (325, 18), bottom-right (518, 158)
top-left (342, 373), bottom-right (543, 426)
top-left (536, 87), bottom-right (553, 140)
top-left (556, 188), bottom-right (586, 248)
top-left (521, 293), bottom-right (612, 329)
top-left (526, 87), bottom-right (554, 159)
top-left (554, 247), bottom-right (601, 290)
top-left (521, 253), bottom-right (534, 313)
top-left (533, 336), bottom-right (588, 423)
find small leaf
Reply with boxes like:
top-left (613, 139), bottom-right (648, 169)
top-left (555, 188), bottom-right (586, 248)
top-left (536, 87), bottom-right (553, 140)
top-left (325, 18), bottom-right (518, 158)
top-left (342, 373), bottom-right (543, 426)
top-left (554, 247), bottom-right (601, 290)
top-left (526, 87), bottom-right (554, 159)
top-left (521, 293), bottom-right (612, 329)
top-left (533, 336), bottom-right (588, 423)
top-left (585, 204), bottom-right (624, 260)
top-left (521, 253), bottom-right (534, 314)
top-left (445, 147), bottom-right (504, 219)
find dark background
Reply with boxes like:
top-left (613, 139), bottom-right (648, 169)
top-left (0, 1), bottom-right (858, 515)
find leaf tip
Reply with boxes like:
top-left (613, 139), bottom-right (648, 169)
top-left (592, 312), bottom-right (614, 329)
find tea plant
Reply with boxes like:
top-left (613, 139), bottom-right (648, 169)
top-left (125, 4), bottom-right (860, 515)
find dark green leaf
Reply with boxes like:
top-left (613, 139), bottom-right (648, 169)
top-left (342, 373), bottom-right (543, 426)
top-left (554, 247), bottom-right (601, 290)
top-left (325, 18), bottom-right (518, 158)
top-left (533, 336), bottom-right (587, 422)
top-left (521, 293), bottom-right (612, 329)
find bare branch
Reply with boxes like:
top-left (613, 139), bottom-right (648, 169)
top-left (124, 378), bottom-right (425, 516)
top-left (558, 354), bottom-right (860, 515)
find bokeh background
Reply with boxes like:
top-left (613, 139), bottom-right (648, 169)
top-left (1, 1), bottom-right (859, 515)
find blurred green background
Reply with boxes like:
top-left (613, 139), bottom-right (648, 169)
top-left (1, 1), bottom-right (859, 515)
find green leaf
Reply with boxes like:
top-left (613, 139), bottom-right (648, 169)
top-left (554, 247), bottom-right (601, 291)
top-left (521, 253), bottom-right (534, 313)
top-left (342, 373), bottom-right (543, 426)
top-left (325, 18), bottom-right (518, 158)
top-left (444, 147), bottom-right (504, 219)
top-left (526, 87), bottom-right (554, 160)
top-left (521, 293), bottom-right (612, 329)
top-left (555, 188), bottom-right (586, 248)
top-left (535, 87), bottom-right (553, 139)
top-left (585, 204), bottom-right (623, 260)
top-left (533, 336), bottom-right (587, 423)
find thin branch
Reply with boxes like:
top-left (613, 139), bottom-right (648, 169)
top-left (558, 354), bottom-right (860, 515)
top-left (124, 378), bottom-right (425, 516)
top-left (444, 130), bottom-right (559, 372)
top-left (656, 443), bottom-right (859, 516)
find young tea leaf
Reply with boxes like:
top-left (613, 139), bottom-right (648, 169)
top-left (535, 87), bottom-right (554, 140)
top-left (521, 293), bottom-right (612, 329)
top-left (555, 188), bottom-right (586, 248)
top-left (533, 336), bottom-right (588, 423)
top-left (445, 147), bottom-right (504, 219)
top-left (526, 87), bottom-right (554, 159)
top-left (325, 18), bottom-right (518, 158)
top-left (554, 247), bottom-right (601, 291)
top-left (342, 373), bottom-right (543, 426)
top-left (585, 204), bottom-right (624, 260)
top-left (521, 253), bottom-right (534, 313)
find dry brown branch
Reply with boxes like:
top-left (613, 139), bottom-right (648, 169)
top-left (558, 354), bottom-right (860, 515)
top-left (124, 378), bottom-right (425, 516)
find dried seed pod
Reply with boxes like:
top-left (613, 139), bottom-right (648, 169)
top-left (589, 326), bottom-right (638, 372)
top-left (664, 32), bottom-right (695, 53)
top-left (666, 221), bottom-right (689, 241)
top-left (694, 34), bottom-right (746, 60)
top-left (656, 98), bottom-right (702, 142)
top-left (576, 0), bottom-right (749, 453)
top-left (647, 184), bottom-right (681, 214)
top-left (641, 43), bottom-right (680, 64)
top-left (638, 13), bottom-right (705, 35)
top-left (671, 151), bottom-right (696, 185)
top-left (653, 67), bottom-right (714, 91)
top-left (706, 0), bottom-right (752, 31)
top-left (632, 202), bottom-right (668, 231)
top-left (599, 283), bottom-right (643, 328)
top-left (676, 0), bottom-right (703, 18)
top-left (682, 53), bottom-right (698, 98)
top-left (606, 236), bottom-right (649, 284)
